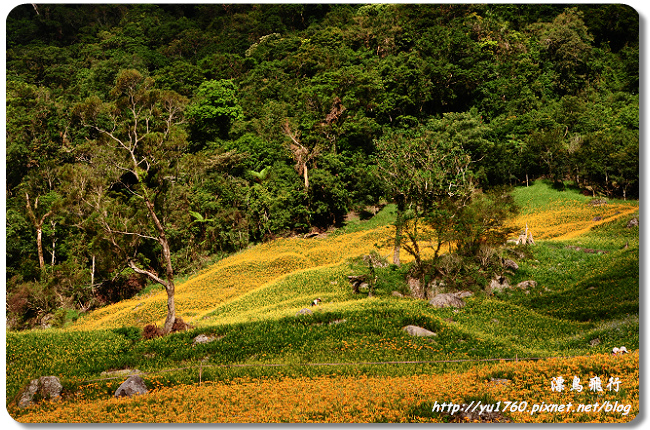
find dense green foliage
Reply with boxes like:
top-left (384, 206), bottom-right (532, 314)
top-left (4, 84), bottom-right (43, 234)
top-left (6, 4), bottom-right (638, 328)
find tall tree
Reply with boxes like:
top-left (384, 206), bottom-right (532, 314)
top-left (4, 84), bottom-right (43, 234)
top-left (74, 69), bottom-right (188, 333)
top-left (375, 119), bottom-right (475, 282)
top-left (23, 188), bottom-right (57, 275)
top-left (185, 79), bottom-right (243, 147)
top-left (282, 121), bottom-right (320, 190)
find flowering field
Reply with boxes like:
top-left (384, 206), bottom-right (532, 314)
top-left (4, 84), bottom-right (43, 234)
top-left (12, 352), bottom-right (638, 423)
top-left (7, 181), bottom-right (639, 423)
top-left (508, 182), bottom-right (639, 241)
top-left (69, 181), bottom-right (638, 332)
top-left (69, 225), bottom-right (396, 330)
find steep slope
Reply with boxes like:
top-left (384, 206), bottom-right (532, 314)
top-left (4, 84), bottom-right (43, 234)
top-left (70, 181), bottom-right (638, 331)
top-left (7, 183), bottom-right (639, 417)
top-left (70, 225), bottom-right (395, 330)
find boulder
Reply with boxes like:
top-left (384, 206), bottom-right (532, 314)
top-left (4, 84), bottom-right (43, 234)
top-left (391, 291), bottom-right (404, 298)
top-left (626, 217), bottom-right (639, 228)
top-left (455, 290), bottom-right (473, 299)
top-left (193, 334), bottom-right (217, 346)
top-left (490, 378), bottom-right (510, 386)
top-left (39, 314), bottom-right (54, 330)
top-left (115, 375), bottom-right (148, 398)
top-left (296, 308), bottom-right (313, 316)
top-left (589, 199), bottom-right (608, 207)
top-left (516, 280), bottom-right (537, 290)
top-left (502, 259), bottom-right (519, 271)
top-left (403, 325), bottom-right (437, 337)
top-left (429, 293), bottom-right (465, 309)
top-left (18, 376), bottom-right (63, 408)
top-left (488, 276), bottom-right (510, 293)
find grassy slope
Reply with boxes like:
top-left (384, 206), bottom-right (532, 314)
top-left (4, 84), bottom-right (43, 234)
top-left (14, 352), bottom-right (640, 423)
top-left (6, 181), bottom-right (639, 421)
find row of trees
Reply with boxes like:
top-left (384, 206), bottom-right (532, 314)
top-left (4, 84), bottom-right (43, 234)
top-left (6, 4), bottom-right (638, 330)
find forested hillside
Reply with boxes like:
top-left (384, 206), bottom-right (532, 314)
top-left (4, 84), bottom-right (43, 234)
top-left (6, 4), bottom-right (639, 330)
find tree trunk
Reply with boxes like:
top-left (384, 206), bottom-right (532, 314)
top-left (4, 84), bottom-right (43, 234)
top-left (160, 237), bottom-right (176, 334)
top-left (392, 196), bottom-right (405, 266)
top-left (25, 192), bottom-right (52, 276)
top-left (144, 199), bottom-right (176, 334)
top-left (392, 235), bottom-right (401, 266)
top-left (50, 220), bottom-right (57, 267)
top-left (90, 254), bottom-right (95, 288)
top-left (163, 279), bottom-right (176, 333)
top-left (36, 226), bottom-right (45, 272)
top-left (303, 163), bottom-right (309, 190)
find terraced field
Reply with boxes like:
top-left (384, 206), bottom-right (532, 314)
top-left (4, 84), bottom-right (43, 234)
top-left (68, 181), bottom-right (638, 331)
top-left (7, 181), bottom-right (639, 423)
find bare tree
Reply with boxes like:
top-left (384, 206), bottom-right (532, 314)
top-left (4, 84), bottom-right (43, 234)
top-left (281, 121), bottom-right (320, 190)
top-left (22, 165), bottom-right (62, 277)
top-left (24, 192), bottom-right (53, 274)
top-left (75, 69), bottom-right (188, 334)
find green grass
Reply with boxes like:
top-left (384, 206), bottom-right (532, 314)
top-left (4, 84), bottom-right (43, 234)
top-left (511, 180), bottom-right (619, 214)
top-left (6, 182), bottom-right (639, 411)
top-left (332, 203), bottom-right (397, 235)
top-left (5, 329), bottom-right (136, 403)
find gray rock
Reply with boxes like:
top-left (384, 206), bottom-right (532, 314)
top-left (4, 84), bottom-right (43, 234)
top-left (503, 259), bottom-right (519, 271)
top-left (115, 375), bottom-right (148, 398)
top-left (39, 314), bottom-right (54, 330)
top-left (589, 199), bottom-right (608, 207)
top-left (516, 280), bottom-right (537, 290)
top-left (626, 217), bottom-right (639, 228)
top-left (193, 334), bottom-right (217, 346)
top-left (296, 308), bottom-right (313, 316)
top-left (18, 376), bottom-right (62, 408)
top-left (403, 325), bottom-right (437, 337)
top-left (429, 293), bottom-right (466, 309)
top-left (488, 276), bottom-right (510, 293)
top-left (455, 290), bottom-right (473, 298)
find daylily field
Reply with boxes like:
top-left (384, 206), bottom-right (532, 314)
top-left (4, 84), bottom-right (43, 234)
top-left (6, 181), bottom-right (639, 423)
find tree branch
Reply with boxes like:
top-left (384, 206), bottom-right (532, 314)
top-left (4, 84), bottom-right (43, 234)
top-left (106, 227), bottom-right (159, 242)
top-left (128, 259), bottom-right (168, 287)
